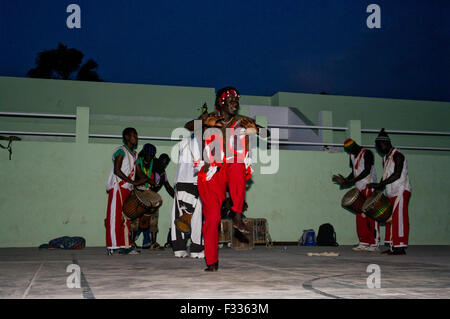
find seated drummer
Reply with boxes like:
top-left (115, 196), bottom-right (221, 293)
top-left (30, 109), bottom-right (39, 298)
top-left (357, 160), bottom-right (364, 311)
top-left (131, 143), bottom-right (157, 249)
top-left (146, 153), bottom-right (175, 250)
top-left (332, 138), bottom-right (380, 252)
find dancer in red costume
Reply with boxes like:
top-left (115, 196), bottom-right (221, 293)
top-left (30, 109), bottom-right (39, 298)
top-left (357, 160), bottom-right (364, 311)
top-left (185, 87), bottom-right (264, 271)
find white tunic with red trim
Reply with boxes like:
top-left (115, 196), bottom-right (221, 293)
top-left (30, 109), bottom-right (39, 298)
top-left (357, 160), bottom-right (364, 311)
top-left (350, 149), bottom-right (377, 191)
top-left (382, 148), bottom-right (412, 198)
top-left (106, 145), bottom-right (138, 191)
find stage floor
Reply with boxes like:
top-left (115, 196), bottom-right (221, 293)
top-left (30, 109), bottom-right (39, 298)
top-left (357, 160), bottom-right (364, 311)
top-left (1, 246), bottom-right (449, 299)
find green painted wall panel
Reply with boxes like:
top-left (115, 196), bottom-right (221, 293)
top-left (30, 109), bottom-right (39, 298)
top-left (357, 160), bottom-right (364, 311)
top-left (0, 140), bottom-right (448, 247)
top-left (0, 77), bottom-right (449, 247)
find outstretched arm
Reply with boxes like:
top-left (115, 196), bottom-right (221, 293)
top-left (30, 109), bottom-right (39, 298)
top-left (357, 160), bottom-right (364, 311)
top-left (332, 157), bottom-right (354, 188)
top-left (238, 117), bottom-right (272, 138)
top-left (184, 119), bottom-right (196, 131)
top-left (185, 113), bottom-right (223, 131)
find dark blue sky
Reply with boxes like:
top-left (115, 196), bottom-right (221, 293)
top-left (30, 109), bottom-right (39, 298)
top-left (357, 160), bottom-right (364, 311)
top-left (1, 0), bottom-right (449, 101)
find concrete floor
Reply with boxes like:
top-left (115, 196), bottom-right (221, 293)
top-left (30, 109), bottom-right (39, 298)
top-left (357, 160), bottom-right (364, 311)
top-left (0, 245), bottom-right (449, 299)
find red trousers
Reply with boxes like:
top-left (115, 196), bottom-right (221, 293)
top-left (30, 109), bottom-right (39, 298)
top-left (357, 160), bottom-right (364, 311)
top-left (356, 188), bottom-right (380, 246)
top-left (197, 163), bottom-right (247, 265)
top-left (385, 190), bottom-right (411, 248)
top-left (105, 186), bottom-right (131, 249)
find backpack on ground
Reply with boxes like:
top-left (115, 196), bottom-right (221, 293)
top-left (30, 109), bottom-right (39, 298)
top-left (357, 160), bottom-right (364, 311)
top-left (39, 236), bottom-right (86, 249)
top-left (299, 229), bottom-right (316, 246)
top-left (316, 223), bottom-right (339, 246)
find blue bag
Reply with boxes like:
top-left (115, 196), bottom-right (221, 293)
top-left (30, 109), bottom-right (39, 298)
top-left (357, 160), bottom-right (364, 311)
top-left (39, 236), bottom-right (86, 249)
top-left (299, 229), bottom-right (316, 246)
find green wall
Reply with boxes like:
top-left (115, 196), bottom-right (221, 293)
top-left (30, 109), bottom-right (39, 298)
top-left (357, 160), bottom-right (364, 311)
top-left (0, 138), bottom-right (449, 247)
top-left (1, 77), bottom-right (449, 247)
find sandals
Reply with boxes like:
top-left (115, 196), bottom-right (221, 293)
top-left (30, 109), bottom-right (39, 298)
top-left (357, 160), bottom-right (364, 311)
top-left (233, 224), bottom-right (250, 234)
top-left (232, 212), bottom-right (251, 234)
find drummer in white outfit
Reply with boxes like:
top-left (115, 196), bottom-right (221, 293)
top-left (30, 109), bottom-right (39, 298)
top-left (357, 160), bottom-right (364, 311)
top-left (368, 128), bottom-right (412, 255)
top-left (333, 138), bottom-right (380, 251)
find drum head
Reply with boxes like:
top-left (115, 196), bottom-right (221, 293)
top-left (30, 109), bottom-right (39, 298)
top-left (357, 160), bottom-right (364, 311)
top-left (362, 191), bottom-right (382, 212)
top-left (135, 189), bottom-right (162, 208)
top-left (341, 188), bottom-right (360, 207)
top-left (135, 185), bottom-right (150, 191)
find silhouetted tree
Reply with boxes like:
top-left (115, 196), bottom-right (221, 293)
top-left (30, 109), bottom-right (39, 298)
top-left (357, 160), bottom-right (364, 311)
top-left (27, 43), bottom-right (102, 82)
top-left (77, 59), bottom-right (102, 81)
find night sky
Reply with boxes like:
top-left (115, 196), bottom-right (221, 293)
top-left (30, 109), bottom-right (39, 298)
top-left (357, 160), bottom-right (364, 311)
top-left (1, 0), bottom-right (449, 101)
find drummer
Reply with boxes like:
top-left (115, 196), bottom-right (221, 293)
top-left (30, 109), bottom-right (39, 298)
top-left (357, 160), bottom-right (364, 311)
top-left (131, 143), bottom-right (158, 249)
top-left (367, 129), bottom-right (412, 255)
top-left (332, 138), bottom-right (380, 252)
top-left (105, 127), bottom-right (147, 256)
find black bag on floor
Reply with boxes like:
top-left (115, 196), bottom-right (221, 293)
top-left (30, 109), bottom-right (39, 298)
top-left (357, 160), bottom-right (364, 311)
top-left (316, 223), bottom-right (339, 246)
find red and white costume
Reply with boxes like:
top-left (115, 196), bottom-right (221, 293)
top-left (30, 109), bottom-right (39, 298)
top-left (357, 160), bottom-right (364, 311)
top-left (196, 119), bottom-right (252, 265)
top-left (382, 148), bottom-right (412, 248)
top-left (350, 149), bottom-right (380, 247)
top-left (105, 145), bottom-right (137, 249)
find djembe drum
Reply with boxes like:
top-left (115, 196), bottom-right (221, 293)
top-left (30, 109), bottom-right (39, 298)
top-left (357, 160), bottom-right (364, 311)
top-left (341, 187), bottom-right (366, 214)
top-left (362, 191), bottom-right (393, 223)
top-left (122, 187), bottom-right (162, 220)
